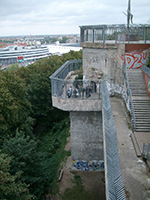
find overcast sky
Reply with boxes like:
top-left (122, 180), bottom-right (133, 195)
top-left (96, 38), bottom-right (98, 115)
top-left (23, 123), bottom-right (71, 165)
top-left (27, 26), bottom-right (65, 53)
top-left (0, 0), bottom-right (149, 37)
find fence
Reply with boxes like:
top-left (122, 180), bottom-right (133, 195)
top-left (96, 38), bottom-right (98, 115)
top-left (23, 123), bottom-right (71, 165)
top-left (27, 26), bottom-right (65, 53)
top-left (50, 59), bottom-right (82, 96)
top-left (50, 59), bottom-right (102, 100)
top-left (101, 80), bottom-right (126, 200)
top-left (80, 24), bottom-right (150, 44)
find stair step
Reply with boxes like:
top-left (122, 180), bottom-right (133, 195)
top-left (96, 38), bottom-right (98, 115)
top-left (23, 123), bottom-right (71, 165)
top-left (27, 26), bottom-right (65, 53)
top-left (127, 68), bottom-right (150, 132)
top-left (134, 109), bottom-right (150, 111)
top-left (135, 117), bottom-right (150, 119)
top-left (133, 100), bottom-right (150, 102)
top-left (135, 110), bottom-right (150, 112)
top-left (136, 124), bottom-right (150, 126)
top-left (130, 86), bottom-right (146, 88)
top-left (133, 101), bottom-right (150, 103)
top-left (135, 119), bottom-right (150, 122)
top-left (134, 105), bottom-right (150, 107)
top-left (136, 129), bottom-right (150, 132)
top-left (136, 127), bottom-right (150, 129)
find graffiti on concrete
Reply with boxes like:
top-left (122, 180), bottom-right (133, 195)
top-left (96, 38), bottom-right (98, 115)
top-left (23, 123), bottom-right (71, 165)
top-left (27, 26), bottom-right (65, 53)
top-left (72, 160), bottom-right (104, 171)
top-left (124, 48), bottom-right (150, 69)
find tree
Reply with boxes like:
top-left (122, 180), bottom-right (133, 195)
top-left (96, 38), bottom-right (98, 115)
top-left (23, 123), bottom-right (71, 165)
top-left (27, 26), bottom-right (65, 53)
top-left (50, 37), bottom-right (57, 43)
top-left (1, 131), bottom-right (49, 198)
top-left (7, 63), bottom-right (19, 71)
top-left (0, 152), bottom-right (34, 200)
top-left (0, 70), bottom-right (33, 138)
top-left (146, 52), bottom-right (150, 68)
top-left (60, 36), bottom-right (68, 43)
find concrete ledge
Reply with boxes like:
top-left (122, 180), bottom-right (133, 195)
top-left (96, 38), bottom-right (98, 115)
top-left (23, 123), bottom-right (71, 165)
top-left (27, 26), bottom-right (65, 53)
top-left (52, 96), bottom-right (102, 111)
top-left (80, 42), bottom-right (118, 49)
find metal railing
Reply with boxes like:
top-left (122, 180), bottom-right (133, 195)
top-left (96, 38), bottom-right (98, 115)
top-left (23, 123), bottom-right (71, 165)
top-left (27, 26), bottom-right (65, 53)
top-left (50, 59), bottom-right (82, 96)
top-left (50, 59), bottom-right (102, 100)
top-left (101, 80), bottom-right (126, 200)
top-left (122, 63), bottom-right (136, 132)
top-left (80, 24), bottom-right (150, 44)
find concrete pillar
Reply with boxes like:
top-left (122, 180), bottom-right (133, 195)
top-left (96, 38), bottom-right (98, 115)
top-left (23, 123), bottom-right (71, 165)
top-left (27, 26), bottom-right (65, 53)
top-left (70, 111), bottom-right (104, 171)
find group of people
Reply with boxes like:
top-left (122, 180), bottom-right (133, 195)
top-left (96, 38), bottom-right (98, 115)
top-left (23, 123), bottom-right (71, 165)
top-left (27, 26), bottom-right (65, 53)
top-left (66, 84), bottom-right (95, 99)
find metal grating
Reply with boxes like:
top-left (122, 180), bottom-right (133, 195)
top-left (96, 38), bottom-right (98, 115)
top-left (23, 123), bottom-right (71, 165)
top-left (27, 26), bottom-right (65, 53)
top-left (101, 80), bottom-right (126, 200)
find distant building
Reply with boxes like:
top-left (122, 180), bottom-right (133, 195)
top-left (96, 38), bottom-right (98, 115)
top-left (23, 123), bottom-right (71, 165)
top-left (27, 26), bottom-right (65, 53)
top-left (0, 45), bottom-right (49, 68)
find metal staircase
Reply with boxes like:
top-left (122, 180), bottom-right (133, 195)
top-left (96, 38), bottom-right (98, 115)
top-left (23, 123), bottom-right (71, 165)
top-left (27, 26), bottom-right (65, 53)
top-left (127, 69), bottom-right (150, 132)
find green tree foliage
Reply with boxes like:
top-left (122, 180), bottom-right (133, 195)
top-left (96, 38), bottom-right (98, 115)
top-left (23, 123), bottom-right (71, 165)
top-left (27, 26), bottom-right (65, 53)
top-left (0, 70), bottom-right (33, 138)
top-left (146, 52), bottom-right (150, 68)
top-left (1, 132), bottom-right (49, 198)
top-left (50, 37), bottom-right (58, 43)
top-left (37, 117), bottom-right (70, 190)
top-left (0, 153), bottom-right (34, 200)
top-left (61, 175), bottom-right (96, 200)
top-left (0, 50), bottom-right (82, 198)
top-left (59, 36), bottom-right (68, 43)
top-left (0, 50), bottom-right (82, 135)
top-left (7, 63), bottom-right (19, 71)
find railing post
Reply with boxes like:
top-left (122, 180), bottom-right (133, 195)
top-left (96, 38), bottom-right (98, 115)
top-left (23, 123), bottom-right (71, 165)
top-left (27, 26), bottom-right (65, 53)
top-left (128, 27), bottom-right (130, 43)
top-left (142, 143), bottom-right (145, 155)
top-left (80, 27), bottom-right (84, 43)
top-left (99, 82), bottom-right (100, 99)
top-left (92, 29), bottom-right (95, 43)
top-left (115, 28), bottom-right (117, 44)
top-left (86, 30), bottom-right (88, 41)
top-left (102, 28), bottom-right (105, 44)
top-left (144, 27), bottom-right (147, 44)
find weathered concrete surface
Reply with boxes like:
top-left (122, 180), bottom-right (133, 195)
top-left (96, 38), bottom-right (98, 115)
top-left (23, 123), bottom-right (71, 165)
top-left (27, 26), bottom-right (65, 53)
top-left (82, 43), bottom-right (125, 85)
top-left (135, 132), bottom-right (150, 152)
top-left (81, 42), bottom-right (118, 49)
top-left (52, 96), bottom-right (102, 111)
top-left (70, 111), bottom-right (103, 162)
top-left (111, 97), bottom-right (150, 200)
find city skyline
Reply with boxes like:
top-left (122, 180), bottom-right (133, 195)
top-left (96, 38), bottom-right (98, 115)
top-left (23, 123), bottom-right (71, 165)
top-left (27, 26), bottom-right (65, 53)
top-left (0, 0), bottom-right (150, 37)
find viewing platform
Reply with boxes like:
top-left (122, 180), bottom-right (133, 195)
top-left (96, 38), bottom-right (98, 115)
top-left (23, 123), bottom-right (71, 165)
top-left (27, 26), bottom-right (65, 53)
top-left (50, 23), bottom-right (150, 200)
top-left (50, 59), bottom-right (103, 111)
top-left (80, 24), bottom-right (150, 45)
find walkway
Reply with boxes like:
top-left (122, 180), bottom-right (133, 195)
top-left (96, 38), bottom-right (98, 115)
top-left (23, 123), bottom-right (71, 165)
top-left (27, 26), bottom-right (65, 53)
top-left (110, 97), bottom-right (150, 200)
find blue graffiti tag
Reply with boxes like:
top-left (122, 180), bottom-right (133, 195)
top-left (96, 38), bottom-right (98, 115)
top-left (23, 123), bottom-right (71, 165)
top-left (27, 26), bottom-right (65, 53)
top-left (72, 160), bottom-right (104, 171)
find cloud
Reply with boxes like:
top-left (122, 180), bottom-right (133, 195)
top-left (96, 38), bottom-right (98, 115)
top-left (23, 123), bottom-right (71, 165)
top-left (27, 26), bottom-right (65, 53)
top-left (0, 0), bottom-right (149, 36)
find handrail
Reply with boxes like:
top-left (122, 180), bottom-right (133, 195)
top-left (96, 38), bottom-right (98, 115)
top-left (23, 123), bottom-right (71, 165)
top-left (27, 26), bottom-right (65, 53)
top-left (50, 59), bottom-right (103, 100)
top-left (122, 63), bottom-right (136, 132)
top-left (50, 59), bottom-right (82, 79)
top-left (50, 59), bottom-right (82, 96)
top-left (80, 24), bottom-right (150, 44)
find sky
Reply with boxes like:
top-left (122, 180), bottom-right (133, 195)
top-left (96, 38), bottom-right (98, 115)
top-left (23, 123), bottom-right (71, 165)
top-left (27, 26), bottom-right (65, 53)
top-left (0, 0), bottom-right (150, 37)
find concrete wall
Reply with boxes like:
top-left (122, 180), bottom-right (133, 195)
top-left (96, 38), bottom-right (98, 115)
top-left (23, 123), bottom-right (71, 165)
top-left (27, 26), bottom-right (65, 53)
top-left (125, 44), bottom-right (150, 52)
top-left (52, 96), bottom-right (102, 111)
top-left (81, 43), bottom-right (125, 85)
top-left (70, 111), bottom-right (104, 171)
